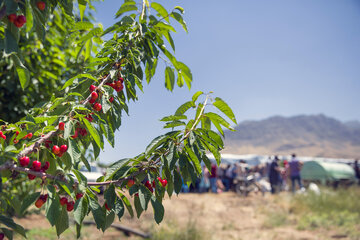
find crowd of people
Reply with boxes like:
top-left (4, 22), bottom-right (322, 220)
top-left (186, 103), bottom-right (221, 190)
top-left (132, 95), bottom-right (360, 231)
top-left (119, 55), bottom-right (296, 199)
top-left (180, 154), bottom-right (360, 194)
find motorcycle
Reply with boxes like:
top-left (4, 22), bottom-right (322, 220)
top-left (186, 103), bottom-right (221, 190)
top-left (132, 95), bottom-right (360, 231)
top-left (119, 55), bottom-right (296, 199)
top-left (234, 173), bottom-right (266, 196)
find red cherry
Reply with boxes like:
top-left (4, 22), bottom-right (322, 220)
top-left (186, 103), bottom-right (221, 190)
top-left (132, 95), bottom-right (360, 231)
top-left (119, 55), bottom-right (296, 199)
top-left (79, 128), bottom-right (87, 137)
top-left (66, 201), bottom-right (74, 212)
top-left (8, 14), bottom-right (17, 22)
top-left (161, 179), bottom-right (168, 187)
top-left (85, 114), bottom-right (93, 122)
top-left (104, 202), bottom-right (110, 211)
top-left (76, 193), bottom-right (83, 200)
top-left (60, 145), bottom-right (68, 153)
top-left (152, 180), bottom-right (156, 188)
top-left (157, 177), bottom-right (162, 182)
top-left (16, 131), bottom-right (20, 136)
top-left (115, 80), bottom-right (122, 88)
top-left (89, 98), bottom-right (95, 104)
top-left (19, 156), bottom-right (30, 167)
top-left (28, 173), bottom-right (36, 180)
top-left (115, 85), bottom-right (123, 92)
top-left (109, 96), bottom-right (114, 103)
top-left (89, 85), bottom-right (96, 92)
top-left (32, 160), bottom-right (42, 171)
top-left (42, 161), bottom-right (50, 171)
top-left (118, 77), bottom-right (124, 83)
top-left (0, 233), bottom-right (4, 240)
top-left (13, 138), bottom-right (19, 144)
top-left (36, 1), bottom-right (45, 11)
top-left (109, 83), bottom-right (115, 89)
top-left (52, 145), bottom-right (60, 155)
top-left (35, 198), bottom-right (45, 208)
top-left (58, 122), bottom-right (65, 130)
top-left (40, 194), bottom-right (48, 202)
top-left (27, 132), bottom-right (33, 139)
top-left (127, 179), bottom-right (135, 188)
top-left (91, 91), bottom-right (98, 100)
top-left (60, 197), bottom-right (68, 206)
top-left (14, 15), bottom-right (26, 28)
top-left (93, 103), bottom-right (102, 112)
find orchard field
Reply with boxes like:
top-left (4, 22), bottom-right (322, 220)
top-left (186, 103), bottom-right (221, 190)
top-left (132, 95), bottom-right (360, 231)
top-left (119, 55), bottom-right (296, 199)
top-left (13, 188), bottom-right (360, 240)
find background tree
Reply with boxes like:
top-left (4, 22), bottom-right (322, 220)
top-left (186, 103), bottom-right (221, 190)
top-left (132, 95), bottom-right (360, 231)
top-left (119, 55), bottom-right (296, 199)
top-left (0, 0), bottom-right (236, 239)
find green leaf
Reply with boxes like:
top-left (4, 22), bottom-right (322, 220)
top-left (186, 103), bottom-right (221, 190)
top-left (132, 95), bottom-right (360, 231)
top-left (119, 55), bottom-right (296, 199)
top-left (26, 1), bottom-right (33, 32)
top-left (61, 74), bottom-right (97, 90)
top-left (78, 0), bottom-right (87, 21)
top-left (184, 146), bottom-right (202, 174)
top-left (4, 29), bottom-right (18, 54)
top-left (205, 112), bottom-right (234, 131)
top-left (55, 207), bottom-right (69, 237)
top-left (174, 6), bottom-right (184, 14)
top-left (138, 185), bottom-right (152, 210)
top-left (104, 184), bottom-right (116, 209)
top-left (213, 97), bottom-right (237, 124)
top-left (0, 215), bottom-right (26, 238)
top-left (171, 12), bottom-right (188, 33)
top-left (114, 198), bottom-right (125, 220)
top-left (16, 67), bottom-right (30, 90)
top-left (74, 196), bottom-right (88, 225)
top-left (104, 210), bottom-right (115, 231)
top-left (160, 115), bottom-right (187, 122)
top-left (115, 3), bottom-right (137, 18)
top-left (174, 101), bottom-right (195, 116)
top-left (192, 91), bottom-right (203, 103)
top-left (20, 192), bottom-right (41, 215)
top-left (46, 195), bottom-right (61, 227)
top-left (105, 158), bottom-right (131, 180)
top-left (173, 169), bottom-right (182, 194)
top-left (83, 118), bottom-right (101, 149)
top-left (176, 62), bottom-right (192, 89)
top-left (118, 192), bottom-right (134, 218)
top-left (134, 195), bottom-right (143, 218)
top-left (68, 138), bottom-right (81, 167)
top-left (151, 196), bottom-right (164, 224)
top-left (151, 2), bottom-right (169, 22)
top-left (165, 67), bottom-right (175, 91)
top-left (145, 134), bottom-right (169, 155)
top-left (89, 197), bottom-right (106, 231)
top-left (72, 22), bottom-right (94, 31)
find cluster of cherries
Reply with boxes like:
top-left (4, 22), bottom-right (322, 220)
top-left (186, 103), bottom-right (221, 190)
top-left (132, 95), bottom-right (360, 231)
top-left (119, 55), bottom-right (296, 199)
top-left (35, 192), bottom-right (83, 212)
top-left (104, 76), bottom-right (124, 93)
top-left (127, 177), bottom-right (168, 196)
top-left (0, 131), bottom-right (6, 140)
top-left (18, 156), bottom-right (50, 180)
top-left (7, 1), bottom-right (45, 29)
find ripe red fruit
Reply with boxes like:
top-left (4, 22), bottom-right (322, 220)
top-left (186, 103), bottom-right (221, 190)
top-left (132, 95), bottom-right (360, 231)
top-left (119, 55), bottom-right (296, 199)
top-left (13, 138), bottom-right (19, 144)
top-left (60, 144), bottom-right (68, 153)
top-left (89, 98), bottom-right (96, 104)
top-left (35, 198), bottom-right (45, 208)
top-left (14, 15), bottom-right (26, 28)
top-left (27, 132), bottom-right (33, 139)
top-left (161, 179), bottom-right (168, 187)
top-left (76, 193), bottom-right (83, 200)
top-left (58, 122), bottom-right (65, 130)
top-left (93, 103), bottom-right (102, 112)
top-left (89, 85), bottom-right (96, 92)
top-left (115, 80), bottom-right (122, 87)
top-left (60, 197), bottom-right (68, 206)
top-left (1, 135), bottom-right (6, 140)
top-left (104, 203), bottom-right (110, 211)
top-left (42, 161), bottom-right (50, 171)
top-left (115, 85), bottom-right (124, 92)
top-left (91, 91), bottom-right (98, 100)
top-left (37, 1), bottom-right (45, 10)
top-left (109, 96), bottom-right (114, 103)
top-left (0, 233), bottom-right (4, 240)
top-left (28, 173), bottom-right (36, 180)
top-left (19, 156), bottom-right (30, 167)
top-left (127, 179), bottom-right (135, 188)
top-left (118, 77), bottom-right (124, 83)
top-left (52, 145), bottom-right (60, 155)
top-left (109, 83), bottom-right (115, 89)
top-left (8, 13), bottom-right (17, 22)
top-left (16, 131), bottom-right (20, 136)
top-left (66, 201), bottom-right (75, 211)
top-left (32, 160), bottom-right (42, 171)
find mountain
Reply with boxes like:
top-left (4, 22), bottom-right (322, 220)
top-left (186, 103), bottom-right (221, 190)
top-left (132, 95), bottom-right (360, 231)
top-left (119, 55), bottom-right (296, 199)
top-left (223, 114), bottom-right (360, 159)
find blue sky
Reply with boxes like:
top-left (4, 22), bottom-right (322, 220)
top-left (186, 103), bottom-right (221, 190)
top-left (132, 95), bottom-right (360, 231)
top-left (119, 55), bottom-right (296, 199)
top-left (92, 0), bottom-right (360, 163)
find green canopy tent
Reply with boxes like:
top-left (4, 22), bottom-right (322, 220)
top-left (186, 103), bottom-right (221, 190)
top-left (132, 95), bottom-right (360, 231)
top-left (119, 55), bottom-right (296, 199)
top-left (300, 161), bottom-right (356, 185)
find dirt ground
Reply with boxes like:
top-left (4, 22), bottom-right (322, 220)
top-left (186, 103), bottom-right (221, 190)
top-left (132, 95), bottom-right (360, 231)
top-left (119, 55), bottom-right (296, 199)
top-left (14, 192), bottom-right (354, 240)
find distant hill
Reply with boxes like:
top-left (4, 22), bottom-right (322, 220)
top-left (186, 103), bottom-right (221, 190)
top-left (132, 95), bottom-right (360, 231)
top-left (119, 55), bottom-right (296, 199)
top-left (223, 114), bottom-right (360, 159)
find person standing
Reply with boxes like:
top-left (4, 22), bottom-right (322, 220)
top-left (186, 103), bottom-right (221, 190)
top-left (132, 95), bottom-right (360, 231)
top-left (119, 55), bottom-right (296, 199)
top-left (289, 153), bottom-right (304, 193)
top-left (210, 163), bottom-right (218, 193)
top-left (268, 156), bottom-right (281, 194)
